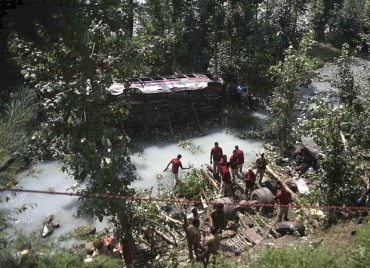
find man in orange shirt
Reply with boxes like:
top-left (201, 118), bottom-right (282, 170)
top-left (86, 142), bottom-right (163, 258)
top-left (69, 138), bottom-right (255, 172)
top-left (210, 142), bottom-right (223, 174)
top-left (164, 154), bottom-right (189, 186)
top-left (220, 162), bottom-right (233, 198)
top-left (229, 150), bottom-right (239, 180)
top-left (274, 187), bottom-right (292, 222)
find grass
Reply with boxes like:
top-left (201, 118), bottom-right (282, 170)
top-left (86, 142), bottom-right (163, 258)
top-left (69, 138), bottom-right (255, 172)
top-left (307, 42), bottom-right (341, 66)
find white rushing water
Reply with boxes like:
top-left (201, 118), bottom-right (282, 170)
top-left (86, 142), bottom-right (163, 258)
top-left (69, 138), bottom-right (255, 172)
top-left (1, 128), bottom-right (266, 237)
top-left (130, 127), bottom-right (265, 191)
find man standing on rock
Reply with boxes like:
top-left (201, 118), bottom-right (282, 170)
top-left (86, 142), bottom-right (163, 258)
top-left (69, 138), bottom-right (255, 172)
top-left (244, 167), bottom-right (256, 199)
top-left (274, 187), bottom-right (292, 222)
top-left (164, 154), bottom-right (189, 186)
top-left (210, 142), bottom-right (223, 174)
top-left (255, 152), bottom-right (268, 185)
top-left (235, 145), bottom-right (244, 176)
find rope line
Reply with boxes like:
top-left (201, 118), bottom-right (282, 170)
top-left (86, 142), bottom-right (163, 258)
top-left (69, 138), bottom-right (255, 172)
top-left (1, 188), bottom-right (369, 211)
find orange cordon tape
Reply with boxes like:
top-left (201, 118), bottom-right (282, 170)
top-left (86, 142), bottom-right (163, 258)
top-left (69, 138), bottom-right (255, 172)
top-left (1, 187), bottom-right (370, 211)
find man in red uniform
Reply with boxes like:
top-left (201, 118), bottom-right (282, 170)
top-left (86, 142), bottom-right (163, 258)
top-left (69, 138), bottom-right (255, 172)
top-left (164, 154), bottom-right (189, 186)
top-left (244, 167), bottom-right (256, 199)
top-left (274, 187), bottom-right (292, 222)
top-left (235, 145), bottom-right (244, 176)
top-left (220, 162), bottom-right (233, 198)
top-left (218, 155), bottom-right (227, 176)
top-left (229, 150), bottom-right (239, 180)
top-left (210, 142), bottom-right (223, 174)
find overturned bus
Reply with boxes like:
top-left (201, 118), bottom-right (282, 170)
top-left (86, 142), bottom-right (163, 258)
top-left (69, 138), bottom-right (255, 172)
top-left (107, 74), bottom-right (224, 129)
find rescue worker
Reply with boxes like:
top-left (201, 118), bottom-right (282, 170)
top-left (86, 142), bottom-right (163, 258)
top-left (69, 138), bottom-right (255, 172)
top-left (244, 167), bottom-right (256, 199)
top-left (274, 187), bottom-right (292, 222)
top-left (220, 162), bottom-right (233, 198)
top-left (210, 142), bottom-right (223, 174)
top-left (229, 150), bottom-right (239, 180)
top-left (187, 219), bottom-right (206, 260)
top-left (255, 152), bottom-right (268, 185)
top-left (203, 225), bottom-right (221, 264)
top-left (164, 154), bottom-right (189, 186)
top-left (235, 145), bottom-right (244, 176)
top-left (210, 204), bottom-right (226, 233)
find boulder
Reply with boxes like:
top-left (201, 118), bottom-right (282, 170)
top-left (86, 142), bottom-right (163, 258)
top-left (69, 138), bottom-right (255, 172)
top-left (42, 223), bottom-right (54, 237)
top-left (50, 220), bottom-right (60, 228)
top-left (42, 215), bottom-right (54, 225)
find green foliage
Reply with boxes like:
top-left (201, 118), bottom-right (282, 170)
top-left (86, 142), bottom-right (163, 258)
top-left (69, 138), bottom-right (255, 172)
top-left (185, 251), bottom-right (241, 268)
top-left (8, 0), bottom-right (141, 253)
top-left (298, 44), bottom-right (369, 224)
top-left (175, 168), bottom-right (208, 200)
top-left (307, 42), bottom-right (341, 64)
top-left (221, 107), bottom-right (259, 130)
top-left (250, 243), bottom-right (349, 268)
top-left (327, 0), bottom-right (367, 48)
top-left (265, 37), bottom-right (315, 153)
top-left (0, 86), bottom-right (37, 185)
top-left (332, 43), bottom-right (357, 107)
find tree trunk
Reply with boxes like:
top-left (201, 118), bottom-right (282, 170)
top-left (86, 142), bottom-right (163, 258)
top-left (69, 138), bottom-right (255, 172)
top-left (0, 152), bottom-right (19, 173)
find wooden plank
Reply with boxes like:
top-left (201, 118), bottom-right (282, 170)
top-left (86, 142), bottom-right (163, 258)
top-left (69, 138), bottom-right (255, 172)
top-left (242, 229), bottom-right (263, 245)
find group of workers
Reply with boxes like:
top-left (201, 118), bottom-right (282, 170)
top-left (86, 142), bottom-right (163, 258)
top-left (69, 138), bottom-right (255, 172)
top-left (187, 204), bottom-right (225, 263)
top-left (165, 142), bottom-right (292, 223)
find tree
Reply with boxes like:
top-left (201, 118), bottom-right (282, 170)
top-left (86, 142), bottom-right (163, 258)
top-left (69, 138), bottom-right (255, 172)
top-left (299, 44), bottom-right (367, 224)
top-left (8, 1), bottom-right (142, 265)
top-left (0, 86), bottom-right (37, 185)
top-left (265, 37), bottom-right (314, 153)
top-left (327, 0), bottom-right (367, 47)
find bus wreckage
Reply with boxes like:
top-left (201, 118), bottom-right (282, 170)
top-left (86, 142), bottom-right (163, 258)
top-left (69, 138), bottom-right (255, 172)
top-left (107, 74), bottom-right (224, 129)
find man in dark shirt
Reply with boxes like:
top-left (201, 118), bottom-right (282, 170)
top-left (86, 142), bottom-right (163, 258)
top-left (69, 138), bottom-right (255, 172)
top-left (255, 152), bottom-right (268, 185)
top-left (274, 187), bottom-right (292, 222)
top-left (210, 204), bottom-right (226, 233)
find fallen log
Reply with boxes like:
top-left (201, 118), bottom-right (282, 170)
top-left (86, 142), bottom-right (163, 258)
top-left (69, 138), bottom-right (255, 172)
top-left (204, 170), bottom-right (220, 191)
top-left (265, 162), bottom-right (300, 203)
top-left (257, 152), bottom-right (299, 201)
top-left (143, 218), bottom-right (177, 246)
top-left (242, 210), bottom-right (262, 234)
top-left (200, 188), bottom-right (210, 216)
top-left (155, 204), bottom-right (183, 227)
top-left (265, 219), bottom-right (280, 238)
top-left (154, 229), bottom-right (176, 245)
